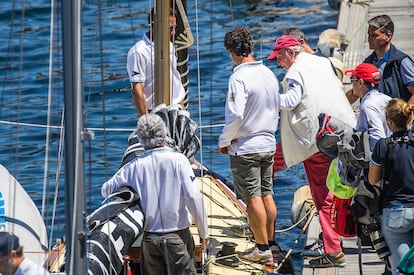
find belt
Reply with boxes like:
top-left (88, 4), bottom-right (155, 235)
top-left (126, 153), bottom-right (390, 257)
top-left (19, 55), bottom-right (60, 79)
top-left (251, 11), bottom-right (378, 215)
top-left (144, 227), bottom-right (189, 236)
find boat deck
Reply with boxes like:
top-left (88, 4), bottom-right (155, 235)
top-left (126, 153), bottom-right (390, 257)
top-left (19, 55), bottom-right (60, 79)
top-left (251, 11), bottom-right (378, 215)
top-left (191, 174), bottom-right (273, 274)
top-left (302, 0), bottom-right (414, 274)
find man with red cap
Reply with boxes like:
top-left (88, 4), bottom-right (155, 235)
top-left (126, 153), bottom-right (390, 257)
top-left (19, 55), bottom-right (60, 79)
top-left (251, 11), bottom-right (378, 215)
top-left (268, 35), bottom-right (357, 268)
top-left (345, 63), bottom-right (391, 150)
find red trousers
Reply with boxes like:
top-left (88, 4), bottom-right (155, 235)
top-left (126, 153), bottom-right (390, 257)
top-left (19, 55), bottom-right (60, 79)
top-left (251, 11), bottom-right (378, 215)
top-left (274, 143), bottom-right (342, 254)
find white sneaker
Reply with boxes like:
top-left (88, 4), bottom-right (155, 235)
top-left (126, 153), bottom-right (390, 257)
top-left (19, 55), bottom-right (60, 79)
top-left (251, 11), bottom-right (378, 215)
top-left (238, 247), bottom-right (273, 265)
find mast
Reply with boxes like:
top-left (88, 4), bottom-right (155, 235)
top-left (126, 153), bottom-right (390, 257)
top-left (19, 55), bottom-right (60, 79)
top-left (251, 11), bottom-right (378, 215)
top-left (61, 0), bottom-right (87, 273)
top-left (154, 0), bottom-right (171, 106)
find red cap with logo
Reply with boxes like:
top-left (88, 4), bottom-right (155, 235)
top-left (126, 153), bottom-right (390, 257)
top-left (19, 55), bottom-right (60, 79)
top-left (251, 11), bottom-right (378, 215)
top-left (344, 63), bottom-right (381, 85)
top-left (268, 35), bottom-right (300, 61)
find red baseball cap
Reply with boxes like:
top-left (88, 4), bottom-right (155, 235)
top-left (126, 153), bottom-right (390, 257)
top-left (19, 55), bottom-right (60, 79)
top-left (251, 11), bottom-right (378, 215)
top-left (344, 63), bottom-right (381, 85)
top-left (268, 35), bottom-right (300, 61)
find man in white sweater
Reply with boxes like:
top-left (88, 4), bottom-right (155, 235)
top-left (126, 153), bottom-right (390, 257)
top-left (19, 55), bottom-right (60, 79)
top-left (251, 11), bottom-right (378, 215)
top-left (219, 26), bottom-right (281, 266)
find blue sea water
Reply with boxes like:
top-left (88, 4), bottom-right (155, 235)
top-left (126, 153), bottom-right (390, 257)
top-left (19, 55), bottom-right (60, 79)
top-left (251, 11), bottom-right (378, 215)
top-left (0, 0), bottom-right (338, 273)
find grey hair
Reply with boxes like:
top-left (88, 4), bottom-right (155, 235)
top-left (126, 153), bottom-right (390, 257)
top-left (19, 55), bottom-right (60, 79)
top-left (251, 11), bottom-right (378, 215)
top-left (368, 14), bottom-right (394, 35)
top-left (137, 114), bottom-right (167, 150)
top-left (283, 27), bottom-right (305, 41)
top-left (291, 45), bottom-right (304, 54)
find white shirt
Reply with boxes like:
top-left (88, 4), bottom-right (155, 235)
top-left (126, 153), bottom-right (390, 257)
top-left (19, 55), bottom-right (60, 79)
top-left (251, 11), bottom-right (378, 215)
top-left (101, 147), bottom-right (208, 239)
top-left (126, 33), bottom-right (185, 109)
top-left (14, 257), bottom-right (50, 275)
top-left (219, 60), bottom-right (280, 155)
top-left (356, 89), bottom-right (391, 151)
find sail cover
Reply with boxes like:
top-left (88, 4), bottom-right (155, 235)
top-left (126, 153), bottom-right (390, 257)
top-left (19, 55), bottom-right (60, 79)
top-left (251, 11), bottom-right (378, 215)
top-left (87, 187), bottom-right (144, 275)
top-left (120, 104), bottom-right (200, 167)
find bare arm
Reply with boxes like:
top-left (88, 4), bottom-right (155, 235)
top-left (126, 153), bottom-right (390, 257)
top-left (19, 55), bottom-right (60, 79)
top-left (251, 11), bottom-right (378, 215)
top-left (131, 82), bottom-right (148, 116)
top-left (368, 162), bottom-right (382, 185)
top-left (406, 85), bottom-right (414, 105)
top-left (345, 88), bottom-right (359, 104)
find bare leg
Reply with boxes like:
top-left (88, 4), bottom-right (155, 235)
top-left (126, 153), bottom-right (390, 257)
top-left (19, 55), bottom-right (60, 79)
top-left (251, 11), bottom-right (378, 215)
top-left (262, 195), bottom-right (276, 241)
top-left (246, 196), bottom-right (268, 245)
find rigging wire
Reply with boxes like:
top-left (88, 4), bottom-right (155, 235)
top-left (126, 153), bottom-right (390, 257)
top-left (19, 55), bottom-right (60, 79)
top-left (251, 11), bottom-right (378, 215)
top-left (15, 0), bottom-right (25, 179)
top-left (45, 0), bottom-right (66, 253)
top-left (49, 110), bottom-right (65, 255)
top-left (0, 0), bottom-right (16, 120)
top-left (95, 0), bottom-right (109, 186)
top-left (43, 0), bottom-right (57, 221)
top-left (193, 0), bottom-right (212, 273)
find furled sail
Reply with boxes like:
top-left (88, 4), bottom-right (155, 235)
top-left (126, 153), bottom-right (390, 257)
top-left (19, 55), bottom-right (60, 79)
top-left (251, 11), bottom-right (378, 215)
top-left (120, 104), bottom-right (200, 167)
top-left (86, 187), bottom-right (144, 275)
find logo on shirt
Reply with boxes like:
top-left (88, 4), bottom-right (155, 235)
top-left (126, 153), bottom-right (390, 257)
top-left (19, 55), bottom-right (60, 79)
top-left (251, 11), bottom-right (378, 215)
top-left (229, 91), bottom-right (235, 102)
top-left (132, 71), bottom-right (140, 76)
top-left (190, 176), bottom-right (196, 182)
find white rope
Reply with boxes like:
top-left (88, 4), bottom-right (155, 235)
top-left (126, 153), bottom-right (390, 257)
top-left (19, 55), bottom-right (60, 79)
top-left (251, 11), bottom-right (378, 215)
top-left (194, 0), bottom-right (203, 169)
top-left (193, 2), bottom-right (211, 274)
top-left (48, 108), bottom-right (65, 252)
top-left (43, 0), bottom-right (56, 221)
top-left (0, 119), bottom-right (136, 132)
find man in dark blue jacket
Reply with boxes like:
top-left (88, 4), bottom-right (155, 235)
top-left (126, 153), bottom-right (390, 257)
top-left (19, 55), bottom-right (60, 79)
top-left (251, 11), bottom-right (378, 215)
top-left (364, 14), bottom-right (414, 104)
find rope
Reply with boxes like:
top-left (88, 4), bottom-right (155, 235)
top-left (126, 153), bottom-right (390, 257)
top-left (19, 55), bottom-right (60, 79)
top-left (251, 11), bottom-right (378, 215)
top-left (0, 119), bottom-right (136, 132)
top-left (42, 0), bottom-right (57, 220)
top-left (48, 111), bottom-right (65, 257)
top-left (275, 206), bottom-right (317, 273)
top-left (192, 2), bottom-right (211, 273)
top-left (1, 121), bottom-right (222, 136)
top-left (275, 198), bottom-right (315, 233)
top-left (208, 253), bottom-right (266, 273)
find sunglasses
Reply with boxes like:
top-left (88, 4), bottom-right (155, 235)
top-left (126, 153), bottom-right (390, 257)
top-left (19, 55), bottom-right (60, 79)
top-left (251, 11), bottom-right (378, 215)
top-left (350, 76), bottom-right (360, 82)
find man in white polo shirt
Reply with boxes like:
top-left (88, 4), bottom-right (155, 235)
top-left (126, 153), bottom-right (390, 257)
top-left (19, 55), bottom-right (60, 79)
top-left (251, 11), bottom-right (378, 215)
top-left (219, 26), bottom-right (281, 266)
top-left (102, 114), bottom-right (208, 274)
top-left (126, 8), bottom-right (185, 116)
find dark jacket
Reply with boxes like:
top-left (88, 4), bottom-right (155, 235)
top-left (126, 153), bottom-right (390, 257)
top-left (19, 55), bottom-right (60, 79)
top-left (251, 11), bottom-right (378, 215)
top-left (364, 44), bottom-right (413, 102)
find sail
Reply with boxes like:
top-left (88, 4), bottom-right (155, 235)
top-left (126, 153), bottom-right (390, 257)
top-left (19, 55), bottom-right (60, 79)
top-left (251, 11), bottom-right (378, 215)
top-left (121, 104), bottom-right (200, 167)
top-left (86, 187), bottom-right (144, 275)
top-left (0, 164), bottom-right (48, 267)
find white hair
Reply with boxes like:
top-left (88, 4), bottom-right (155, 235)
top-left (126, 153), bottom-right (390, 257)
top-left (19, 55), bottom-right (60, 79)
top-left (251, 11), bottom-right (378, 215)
top-left (291, 45), bottom-right (304, 54)
top-left (137, 114), bottom-right (167, 150)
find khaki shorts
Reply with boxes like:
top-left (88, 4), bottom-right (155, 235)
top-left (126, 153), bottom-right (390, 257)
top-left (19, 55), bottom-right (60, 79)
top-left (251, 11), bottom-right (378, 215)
top-left (230, 151), bottom-right (274, 201)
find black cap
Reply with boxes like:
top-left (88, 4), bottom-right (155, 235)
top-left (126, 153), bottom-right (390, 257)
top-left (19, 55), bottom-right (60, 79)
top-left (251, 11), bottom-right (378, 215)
top-left (0, 232), bottom-right (19, 256)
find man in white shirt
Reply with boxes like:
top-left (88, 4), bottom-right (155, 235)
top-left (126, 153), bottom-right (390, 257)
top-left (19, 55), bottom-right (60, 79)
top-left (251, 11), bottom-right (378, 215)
top-left (219, 26), bottom-right (280, 266)
top-left (126, 8), bottom-right (185, 116)
top-left (102, 114), bottom-right (208, 275)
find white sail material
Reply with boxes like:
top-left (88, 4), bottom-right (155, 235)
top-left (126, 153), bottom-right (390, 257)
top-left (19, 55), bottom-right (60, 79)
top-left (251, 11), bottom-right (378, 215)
top-left (0, 164), bottom-right (48, 266)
